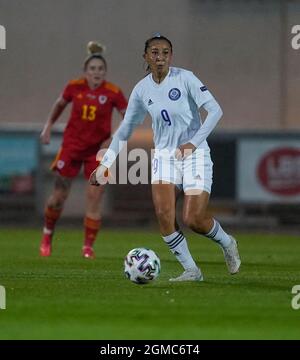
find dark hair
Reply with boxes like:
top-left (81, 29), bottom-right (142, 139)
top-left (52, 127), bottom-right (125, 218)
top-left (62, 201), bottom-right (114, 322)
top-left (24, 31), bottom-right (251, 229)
top-left (84, 41), bottom-right (107, 70)
top-left (144, 34), bottom-right (173, 54)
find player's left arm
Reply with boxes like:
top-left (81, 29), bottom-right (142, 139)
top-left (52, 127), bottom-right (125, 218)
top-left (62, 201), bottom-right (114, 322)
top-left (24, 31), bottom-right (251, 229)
top-left (189, 97), bottom-right (223, 148)
top-left (178, 72), bottom-right (223, 157)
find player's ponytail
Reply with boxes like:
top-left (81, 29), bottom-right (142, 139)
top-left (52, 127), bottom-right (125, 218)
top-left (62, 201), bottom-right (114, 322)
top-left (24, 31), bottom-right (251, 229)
top-left (84, 41), bottom-right (107, 70)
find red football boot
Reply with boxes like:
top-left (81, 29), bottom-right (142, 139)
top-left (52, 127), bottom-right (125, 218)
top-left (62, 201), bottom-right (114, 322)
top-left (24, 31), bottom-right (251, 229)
top-left (40, 233), bottom-right (52, 257)
top-left (82, 246), bottom-right (95, 259)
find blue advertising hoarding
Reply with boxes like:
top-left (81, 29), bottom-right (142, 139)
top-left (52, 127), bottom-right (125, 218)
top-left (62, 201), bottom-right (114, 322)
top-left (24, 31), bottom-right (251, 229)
top-left (0, 134), bottom-right (39, 194)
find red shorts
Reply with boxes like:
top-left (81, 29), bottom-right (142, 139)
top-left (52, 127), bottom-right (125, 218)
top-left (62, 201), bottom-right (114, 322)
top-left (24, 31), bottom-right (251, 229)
top-left (51, 147), bottom-right (99, 179)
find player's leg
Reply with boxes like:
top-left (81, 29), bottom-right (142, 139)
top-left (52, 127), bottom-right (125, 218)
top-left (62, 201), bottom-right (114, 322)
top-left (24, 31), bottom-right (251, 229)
top-left (81, 153), bottom-right (105, 259)
top-left (40, 147), bottom-right (80, 256)
top-left (182, 148), bottom-right (241, 274)
top-left (174, 185), bottom-right (182, 231)
top-left (183, 192), bottom-right (240, 274)
top-left (151, 151), bottom-right (202, 281)
top-left (82, 183), bottom-right (104, 259)
top-left (183, 191), bottom-right (231, 246)
top-left (152, 182), bottom-right (202, 281)
top-left (40, 175), bottom-right (72, 256)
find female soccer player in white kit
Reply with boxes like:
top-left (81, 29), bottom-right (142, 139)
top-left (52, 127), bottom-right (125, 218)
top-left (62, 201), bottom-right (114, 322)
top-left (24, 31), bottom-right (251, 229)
top-left (90, 34), bottom-right (241, 281)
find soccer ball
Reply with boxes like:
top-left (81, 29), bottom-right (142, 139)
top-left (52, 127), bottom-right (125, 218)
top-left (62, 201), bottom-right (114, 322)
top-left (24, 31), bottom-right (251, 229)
top-left (124, 248), bottom-right (161, 284)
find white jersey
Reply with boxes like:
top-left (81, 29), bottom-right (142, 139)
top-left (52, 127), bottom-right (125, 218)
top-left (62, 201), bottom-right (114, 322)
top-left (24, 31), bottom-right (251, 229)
top-left (100, 67), bottom-right (222, 169)
top-left (125, 67), bottom-right (214, 151)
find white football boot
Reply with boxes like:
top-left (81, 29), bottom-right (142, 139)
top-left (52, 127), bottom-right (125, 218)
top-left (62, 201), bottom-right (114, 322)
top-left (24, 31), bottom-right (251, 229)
top-left (169, 267), bottom-right (204, 282)
top-left (222, 236), bottom-right (241, 274)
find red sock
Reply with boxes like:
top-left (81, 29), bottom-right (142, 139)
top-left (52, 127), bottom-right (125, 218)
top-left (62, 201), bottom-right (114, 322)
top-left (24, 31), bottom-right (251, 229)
top-left (84, 217), bottom-right (101, 248)
top-left (43, 206), bottom-right (62, 235)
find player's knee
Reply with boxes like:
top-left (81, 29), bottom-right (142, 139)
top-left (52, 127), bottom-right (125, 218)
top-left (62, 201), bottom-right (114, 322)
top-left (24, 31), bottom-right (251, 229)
top-left (50, 191), bottom-right (67, 208)
top-left (58, 193), bottom-right (68, 205)
top-left (51, 176), bottom-right (71, 205)
top-left (54, 176), bottom-right (71, 193)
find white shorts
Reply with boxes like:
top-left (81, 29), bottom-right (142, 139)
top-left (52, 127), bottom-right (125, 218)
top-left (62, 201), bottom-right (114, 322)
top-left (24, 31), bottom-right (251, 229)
top-left (151, 148), bottom-right (213, 194)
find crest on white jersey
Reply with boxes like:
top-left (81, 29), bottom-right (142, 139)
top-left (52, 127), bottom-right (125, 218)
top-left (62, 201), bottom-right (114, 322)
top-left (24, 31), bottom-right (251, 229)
top-left (168, 88), bottom-right (181, 101)
top-left (99, 95), bottom-right (107, 104)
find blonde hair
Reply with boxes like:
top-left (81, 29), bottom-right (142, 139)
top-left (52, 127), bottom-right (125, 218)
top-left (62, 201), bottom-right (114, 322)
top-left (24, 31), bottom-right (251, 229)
top-left (84, 41), bottom-right (107, 70)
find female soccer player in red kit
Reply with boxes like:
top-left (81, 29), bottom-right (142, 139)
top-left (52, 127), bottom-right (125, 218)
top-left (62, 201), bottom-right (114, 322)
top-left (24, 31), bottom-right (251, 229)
top-left (39, 41), bottom-right (127, 258)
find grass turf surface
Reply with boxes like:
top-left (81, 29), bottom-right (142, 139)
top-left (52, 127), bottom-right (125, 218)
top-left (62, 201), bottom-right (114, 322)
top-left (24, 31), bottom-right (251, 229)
top-left (0, 228), bottom-right (299, 339)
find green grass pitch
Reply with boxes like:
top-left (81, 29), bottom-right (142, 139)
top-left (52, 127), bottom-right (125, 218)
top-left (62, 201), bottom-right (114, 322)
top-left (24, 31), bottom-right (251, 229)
top-left (0, 228), bottom-right (299, 339)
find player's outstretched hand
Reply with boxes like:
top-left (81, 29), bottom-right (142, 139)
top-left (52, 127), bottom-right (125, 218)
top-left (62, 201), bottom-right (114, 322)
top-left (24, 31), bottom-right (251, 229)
top-left (89, 165), bottom-right (109, 186)
top-left (40, 125), bottom-right (52, 144)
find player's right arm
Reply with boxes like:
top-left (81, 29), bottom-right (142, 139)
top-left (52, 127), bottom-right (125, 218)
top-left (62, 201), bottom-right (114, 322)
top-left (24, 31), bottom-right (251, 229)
top-left (40, 97), bottom-right (68, 144)
top-left (40, 80), bottom-right (76, 144)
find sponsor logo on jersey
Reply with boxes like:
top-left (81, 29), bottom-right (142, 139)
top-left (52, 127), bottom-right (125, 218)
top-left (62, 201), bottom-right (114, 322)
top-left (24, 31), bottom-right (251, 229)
top-left (168, 88), bottom-right (181, 101)
top-left (86, 94), bottom-right (96, 99)
top-left (148, 99), bottom-right (154, 106)
top-left (99, 95), bottom-right (107, 104)
top-left (257, 147), bottom-right (300, 196)
top-left (200, 86), bottom-right (208, 92)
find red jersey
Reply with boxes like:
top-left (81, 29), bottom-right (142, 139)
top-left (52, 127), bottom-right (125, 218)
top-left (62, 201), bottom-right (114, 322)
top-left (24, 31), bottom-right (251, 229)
top-left (61, 78), bottom-right (127, 154)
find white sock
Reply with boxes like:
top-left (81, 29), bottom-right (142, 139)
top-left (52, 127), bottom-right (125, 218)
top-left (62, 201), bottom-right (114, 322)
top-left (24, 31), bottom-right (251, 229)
top-left (43, 227), bottom-right (53, 235)
top-left (163, 230), bottom-right (198, 270)
top-left (205, 219), bottom-right (231, 248)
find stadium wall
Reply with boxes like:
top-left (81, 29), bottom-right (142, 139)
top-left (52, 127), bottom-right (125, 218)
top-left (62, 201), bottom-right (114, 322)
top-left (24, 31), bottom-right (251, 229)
top-left (0, 0), bottom-right (300, 130)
